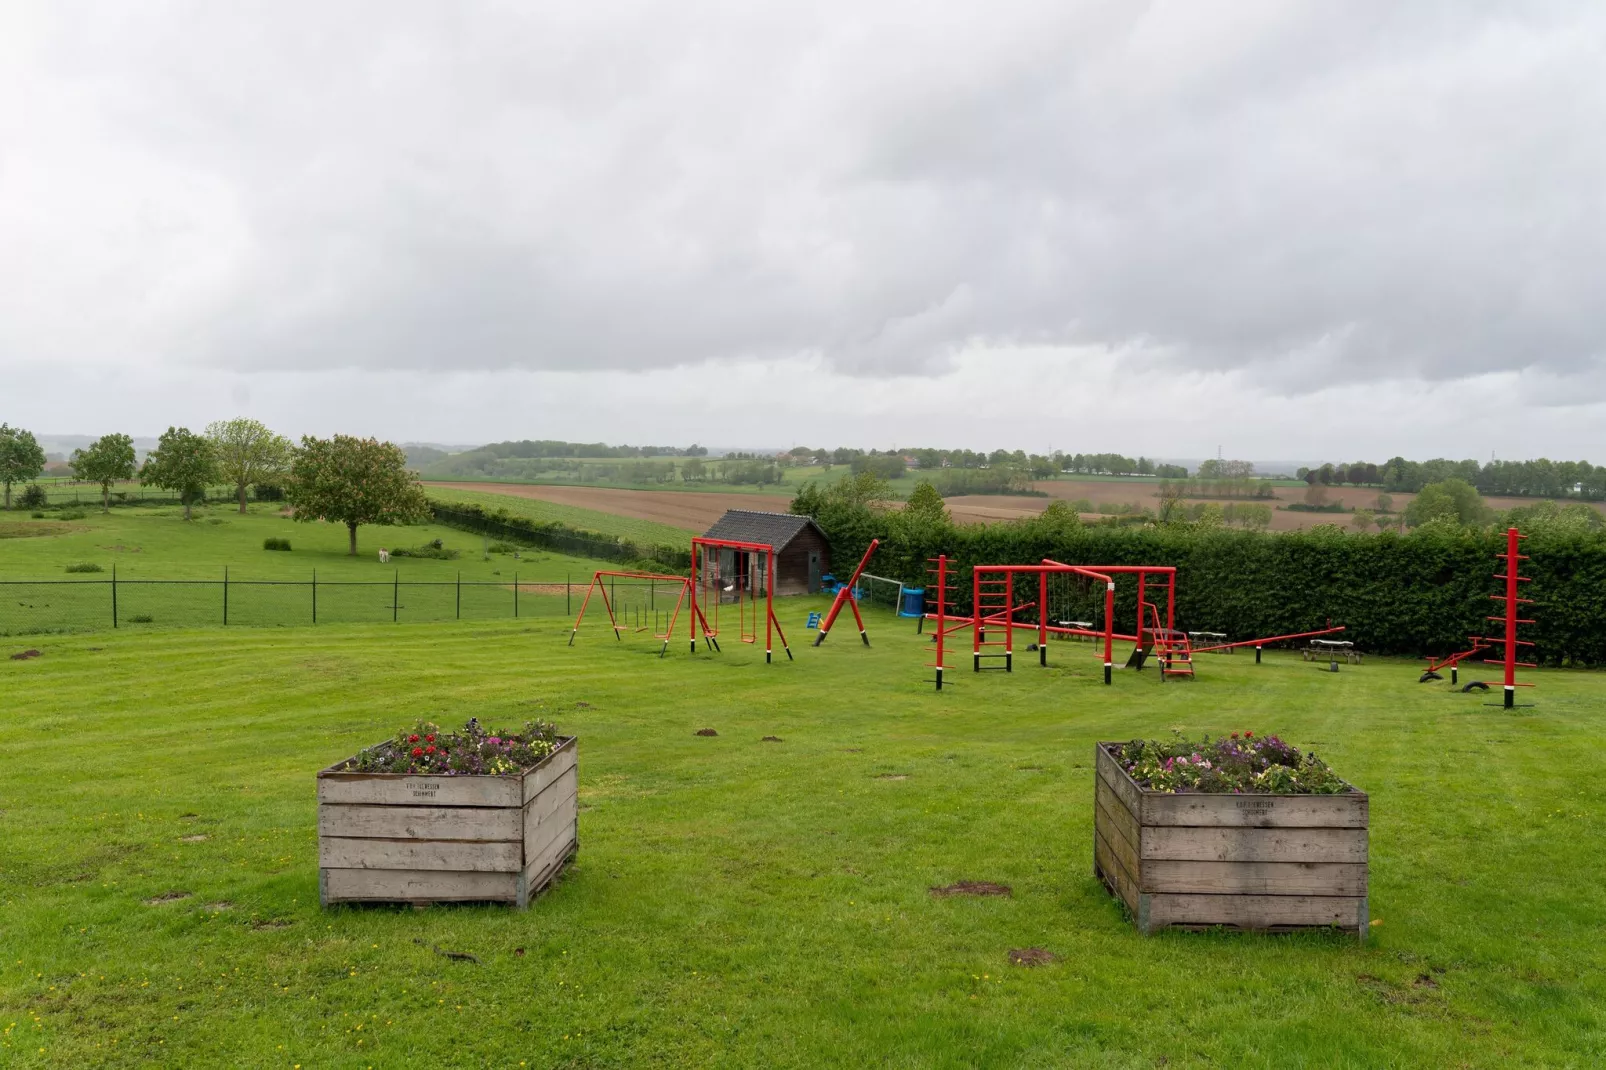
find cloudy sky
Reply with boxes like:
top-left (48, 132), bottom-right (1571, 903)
top-left (4, 1), bottom-right (1604, 460)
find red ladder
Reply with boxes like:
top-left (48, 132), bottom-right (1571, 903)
top-left (1145, 602), bottom-right (1195, 679)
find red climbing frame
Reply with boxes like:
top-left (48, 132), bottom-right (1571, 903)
top-left (689, 536), bottom-right (793, 663)
top-left (1489, 526), bottom-right (1536, 707)
top-left (814, 538), bottom-right (880, 647)
top-left (568, 570), bottom-right (692, 658)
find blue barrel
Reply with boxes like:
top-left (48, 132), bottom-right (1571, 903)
top-left (899, 586), bottom-right (926, 617)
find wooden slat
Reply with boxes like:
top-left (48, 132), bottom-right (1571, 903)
top-left (1093, 829), bottom-right (1139, 914)
top-left (524, 787), bottom-right (578, 864)
top-left (1094, 781), bottom-right (1141, 878)
top-left (321, 867), bottom-right (518, 904)
top-left (1146, 893), bottom-right (1366, 930)
top-left (318, 804), bottom-right (521, 841)
top-left (1094, 744), bottom-right (1141, 816)
top-left (318, 836), bottom-right (523, 873)
top-left (317, 770), bottom-right (520, 808)
top-left (518, 829), bottom-right (578, 907)
top-left (1141, 791), bottom-right (1367, 829)
top-left (1142, 826), bottom-right (1367, 864)
top-left (1141, 860), bottom-right (1367, 896)
top-left (521, 739), bottom-right (578, 806)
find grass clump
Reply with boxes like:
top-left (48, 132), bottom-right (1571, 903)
top-left (64, 562), bottom-right (103, 573)
top-left (388, 538), bottom-right (460, 560)
top-left (263, 537), bottom-right (293, 551)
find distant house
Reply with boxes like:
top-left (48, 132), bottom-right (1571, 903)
top-left (700, 510), bottom-right (831, 596)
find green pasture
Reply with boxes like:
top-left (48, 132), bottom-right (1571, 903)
top-left (2, 602), bottom-right (1602, 1067)
top-left (425, 487), bottom-right (696, 546)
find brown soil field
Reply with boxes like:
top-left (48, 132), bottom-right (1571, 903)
top-left (430, 483), bottom-right (793, 531)
top-left (436, 480), bottom-right (1602, 536)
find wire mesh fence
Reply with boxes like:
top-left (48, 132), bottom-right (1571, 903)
top-left (0, 573), bottom-right (686, 636)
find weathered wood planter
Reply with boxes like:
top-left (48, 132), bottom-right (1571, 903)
top-left (1093, 742), bottom-right (1368, 936)
top-left (317, 736), bottom-right (578, 908)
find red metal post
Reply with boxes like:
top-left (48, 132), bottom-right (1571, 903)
top-left (1103, 580), bottom-right (1115, 685)
top-left (1038, 570), bottom-right (1048, 666)
top-left (815, 538), bottom-right (879, 646)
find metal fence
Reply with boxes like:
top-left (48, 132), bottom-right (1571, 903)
top-left (0, 573), bottom-right (687, 636)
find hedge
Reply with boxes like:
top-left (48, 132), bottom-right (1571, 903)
top-left (813, 514), bottom-right (1606, 665)
top-left (430, 503), bottom-right (691, 572)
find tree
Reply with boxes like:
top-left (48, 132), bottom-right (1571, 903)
top-left (140, 427), bottom-right (219, 520)
top-left (0, 423), bottom-right (46, 509)
top-left (902, 480), bottom-right (950, 525)
top-left (1374, 493), bottom-right (1393, 515)
top-left (207, 418), bottom-right (292, 513)
top-left (70, 433), bottom-right (137, 512)
top-left (286, 435), bottom-right (430, 555)
top-left (1403, 479), bottom-right (1487, 528)
top-left (1352, 509), bottom-right (1375, 531)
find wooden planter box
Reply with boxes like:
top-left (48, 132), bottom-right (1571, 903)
top-left (317, 736), bottom-right (578, 908)
top-left (1094, 742), bottom-right (1368, 937)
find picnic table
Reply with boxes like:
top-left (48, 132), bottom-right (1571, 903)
top-left (1188, 631), bottom-right (1230, 653)
top-left (1054, 620), bottom-right (1095, 641)
top-left (1305, 639), bottom-right (1361, 664)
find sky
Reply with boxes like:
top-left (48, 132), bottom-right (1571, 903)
top-left (4, 1), bottom-right (1604, 461)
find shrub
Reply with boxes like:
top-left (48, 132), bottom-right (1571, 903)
top-left (263, 537), bottom-right (293, 551)
top-left (65, 562), bottom-right (103, 573)
top-left (17, 484), bottom-right (48, 509)
top-left (126, 614), bottom-right (154, 623)
top-left (487, 541), bottom-right (520, 554)
top-left (389, 539), bottom-right (460, 560)
top-left (57, 510), bottom-right (86, 520)
top-left (30, 511), bottom-right (44, 519)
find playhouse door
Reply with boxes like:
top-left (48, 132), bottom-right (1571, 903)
top-left (808, 552), bottom-right (821, 594)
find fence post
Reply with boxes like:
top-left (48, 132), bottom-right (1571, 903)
top-left (456, 571), bottom-right (461, 620)
top-left (111, 564), bottom-right (118, 628)
top-left (312, 569), bottom-right (317, 624)
top-left (566, 573), bottom-right (571, 615)
top-left (394, 569), bottom-right (399, 623)
top-left (514, 572), bottom-right (519, 618)
top-left (223, 566), bottom-right (229, 626)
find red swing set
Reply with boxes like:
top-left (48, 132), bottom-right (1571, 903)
top-left (689, 536), bottom-right (793, 663)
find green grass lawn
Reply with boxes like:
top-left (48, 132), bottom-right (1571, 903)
top-left (2, 603), bottom-right (1602, 1067)
top-left (425, 487), bottom-right (698, 546)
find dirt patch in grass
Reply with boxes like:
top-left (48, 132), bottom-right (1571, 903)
top-left (761, 736), bottom-right (783, 742)
top-left (695, 728), bottom-right (718, 736)
top-left (250, 918), bottom-right (293, 931)
top-left (930, 881), bottom-right (1012, 898)
top-left (10, 649), bottom-right (42, 660)
top-left (205, 902), bottom-right (233, 912)
top-left (0, 521), bottom-right (79, 539)
top-left (875, 773), bottom-right (908, 780)
top-left (1008, 948), bottom-right (1059, 967)
top-left (180, 834), bottom-right (209, 843)
top-left (144, 891), bottom-right (192, 905)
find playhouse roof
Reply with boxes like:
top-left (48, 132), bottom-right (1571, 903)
top-left (701, 510), bottom-right (825, 550)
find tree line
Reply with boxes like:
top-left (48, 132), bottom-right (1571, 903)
top-left (1, 420), bottom-right (430, 555)
top-left (1299, 457), bottom-right (1606, 499)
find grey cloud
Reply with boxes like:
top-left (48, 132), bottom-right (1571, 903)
top-left (2, 1), bottom-right (1604, 393)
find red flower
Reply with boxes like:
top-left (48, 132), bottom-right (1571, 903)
top-left (411, 747), bottom-right (423, 757)
top-left (425, 735), bottom-right (435, 743)
top-left (1245, 731), bottom-right (1254, 738)
top-left (408, 734), bottom-right (419, 743)
top-left (1230, 733), bottom-right (1239, 739)
top-left (425, 745), bottom-right (436, 755)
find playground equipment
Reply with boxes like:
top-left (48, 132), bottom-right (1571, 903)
top-left (568, 571), bottom-right (693, 657)
top-left (813, 539), bottom-right (880, 647)
top-left (922, 554), bottom-right (1348, 691)
top-left (1420, 527), bottom-right (1534, 707)
top-left (690, 535), bottom-right (793, 663)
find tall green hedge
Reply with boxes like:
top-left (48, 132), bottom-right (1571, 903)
top-left (813, 512), bottom-right (1606, 665)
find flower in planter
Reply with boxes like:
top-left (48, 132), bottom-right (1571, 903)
top-left (343, 719), bottom-right (561, 777)
top-left (1115, 731), bottom-right (1350, 795)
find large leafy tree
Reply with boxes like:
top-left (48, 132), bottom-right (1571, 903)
top-left (287, 435), bottom-right (430, 555)
top-left (1404, 479), bottom-right (1487, 528)
top-left (206, 418), bottom-right (292, 513)
top-left (140, 427), bottom-right (219, 520)
top-left (70, 433), bottom-right (137, 512)
top-left (0, 423), bottom-right (46, 510)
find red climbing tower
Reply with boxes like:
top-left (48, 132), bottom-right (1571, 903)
top-left (1488, 526), bottom-right (1536, 708)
